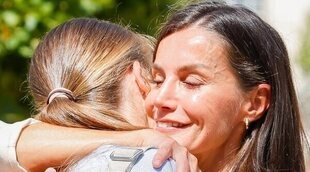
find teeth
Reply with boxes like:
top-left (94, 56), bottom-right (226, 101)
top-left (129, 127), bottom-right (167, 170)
top-left (172, 122), bottom-right (179, 127)
top-left (157, 122), bottom-right (172, 127)
top-left (157, 121), bottom-right (183, 128)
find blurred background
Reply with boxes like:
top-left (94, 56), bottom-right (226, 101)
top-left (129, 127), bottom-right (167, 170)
top-left (0, 0), bottom-right (309, 168)
top-left (0, 0), bottom-right (184, 122)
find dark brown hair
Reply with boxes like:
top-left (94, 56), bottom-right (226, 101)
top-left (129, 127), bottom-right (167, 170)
top-left (155, 1), bottom-right (306, 171)
top-left (29, 18), bottom-right (153, 131)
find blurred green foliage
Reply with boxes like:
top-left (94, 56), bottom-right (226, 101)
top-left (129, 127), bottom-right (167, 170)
top-left (300, 14), bottom-right (310, 72)
top-left (0, 0), bottom-right (183, 122)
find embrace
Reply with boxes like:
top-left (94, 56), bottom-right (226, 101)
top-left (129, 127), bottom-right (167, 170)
top-left (0, 1), bottom-right (306, 172)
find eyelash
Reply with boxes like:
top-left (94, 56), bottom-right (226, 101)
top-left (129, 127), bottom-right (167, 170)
top-left (149, 76), bottom-right (164, 87)
top-left (181, 80), bottom-right (203, 89)
top-left (150, 72), bottom-right (206, 89)
top-left (150, 80), bottom-right (163, 87)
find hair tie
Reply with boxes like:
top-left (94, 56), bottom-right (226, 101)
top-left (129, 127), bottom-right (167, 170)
top-left (47, 88), bottom-right (75, 105)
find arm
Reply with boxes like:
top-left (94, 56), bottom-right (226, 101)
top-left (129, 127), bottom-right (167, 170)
top-left (16, 122), bottom-right (198, 172)
top-left (16, 122), bottom-right (146, 172)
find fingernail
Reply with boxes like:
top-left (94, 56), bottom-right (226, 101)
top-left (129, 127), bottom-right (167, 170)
top-left (45, 168), bottom-right (56, 172)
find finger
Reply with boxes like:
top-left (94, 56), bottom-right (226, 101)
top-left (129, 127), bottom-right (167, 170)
top-left (173, 146), bottom-right (190, 172)
top-left (188, 153), bottom-right (200, 172)
top-left (152, 143), bottom-right (172, 168)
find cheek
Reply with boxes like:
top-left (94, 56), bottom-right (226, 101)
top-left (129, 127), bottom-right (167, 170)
top-left (182, 91), bottom-right (243, 151)
top-left (182, 88), bottom-right (242, 132)
top-left (181, 89), bottom-right (227, 116)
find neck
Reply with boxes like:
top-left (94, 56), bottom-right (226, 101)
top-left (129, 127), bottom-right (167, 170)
top-left (118, 99), bottom-right (146, 126)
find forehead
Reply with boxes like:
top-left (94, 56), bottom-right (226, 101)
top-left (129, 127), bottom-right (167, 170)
top-left (155, 27), bottom-right (230, 70)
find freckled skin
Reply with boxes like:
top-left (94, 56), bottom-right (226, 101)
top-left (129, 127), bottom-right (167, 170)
top-left (145, 27), bottom-right (248, 170)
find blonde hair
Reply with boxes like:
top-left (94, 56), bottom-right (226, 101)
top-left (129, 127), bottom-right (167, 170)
top-left (29, 18), bottom-right (153, 131)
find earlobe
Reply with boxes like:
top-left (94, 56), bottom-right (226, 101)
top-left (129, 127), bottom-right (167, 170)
top-left (132, 61), bottom-right (150, 97)
top-left (243, 84), bottom-right (271, 123)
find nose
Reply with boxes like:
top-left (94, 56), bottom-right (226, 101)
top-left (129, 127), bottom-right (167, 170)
top-left (154, 79), bottom-right (177, 112)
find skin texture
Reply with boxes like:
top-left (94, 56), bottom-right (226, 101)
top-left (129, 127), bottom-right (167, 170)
top-left (145, 27), bottom-right (248, 171)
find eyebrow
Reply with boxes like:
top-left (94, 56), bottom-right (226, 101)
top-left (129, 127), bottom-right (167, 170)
top-left (152, 63), bottom-right (211, 73)
top-left (179, 64), bottom-right (211, 72)
top-left (152, 63), bottom-right (212, 77)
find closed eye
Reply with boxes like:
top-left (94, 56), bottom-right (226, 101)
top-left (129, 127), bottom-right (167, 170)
top-left (150, 73), bottom-right (165, 88)
top-left (181, 75), bottom-right (205, 89)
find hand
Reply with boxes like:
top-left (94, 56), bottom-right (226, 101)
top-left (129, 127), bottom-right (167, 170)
top-left (139, 129), bottom-right (200, 172)
top-left (153, 138), bottom-right (200, 172)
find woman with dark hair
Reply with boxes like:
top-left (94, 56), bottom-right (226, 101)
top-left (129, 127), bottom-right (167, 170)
top-left (145, 1), bottom-right (306, 171)
top-left (1, 1), bottom-right (306, 172)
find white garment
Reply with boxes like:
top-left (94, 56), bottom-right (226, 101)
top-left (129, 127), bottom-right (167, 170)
top-left (0, 118), bottom-right (39, 172)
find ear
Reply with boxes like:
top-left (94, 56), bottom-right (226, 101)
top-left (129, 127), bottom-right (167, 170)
top-left (132, 61), bottom-right (150, 97)
top-left (242, 84), bottom-right (271, 123)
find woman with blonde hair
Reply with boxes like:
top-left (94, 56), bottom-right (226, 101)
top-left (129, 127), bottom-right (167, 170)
top-left (28, 18), bottom-right (177, 171)
top-left (30, 18), bottom-right (151, 130)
